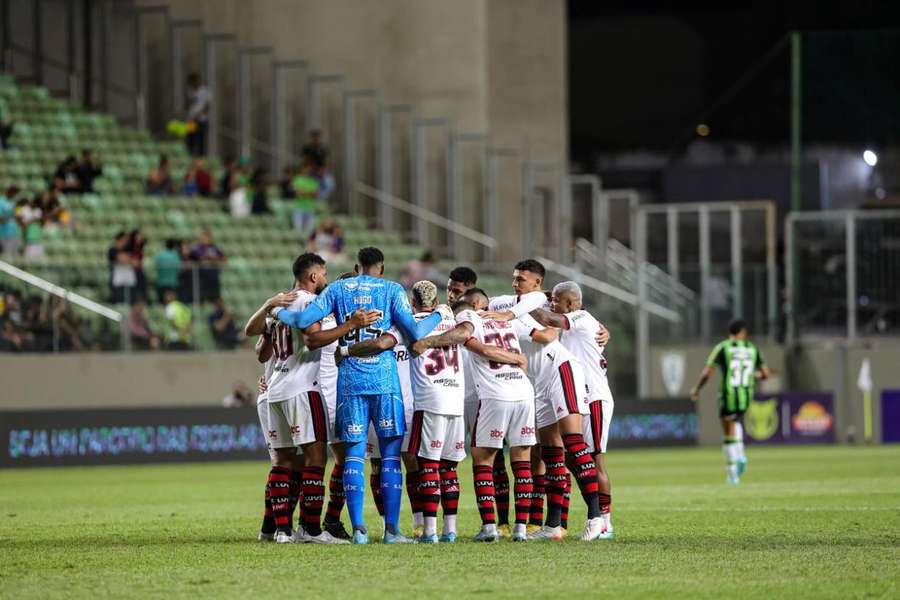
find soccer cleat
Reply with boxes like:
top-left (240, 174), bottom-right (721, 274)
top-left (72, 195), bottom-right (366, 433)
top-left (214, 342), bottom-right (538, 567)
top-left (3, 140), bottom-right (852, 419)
top-left (258, 531), bottom-right (275, 542)
top-left (727, 473), bottom-right (741, 485)
top-left (472, 526), bottom-right (498, 543)
top-left (525, 523), bottom-right (541, 536)
top-left (352, 529), bottom-right (370, 545)
top-left (736, 457), bottom-right (748, 477)
top-left (595, 524), bottom-right (614, 540)
top-left (305, 530), bottom-right (351, 545)
top-left (383, 531), bottom-right (412, 544)
top-left (412, 525), bottom-right (425, 540)
top-left (416, 533), bottom-right (440, 544)
top-left (579, 517), bottom-right (608, 541)
top-left (497, 524), bottom-right (512, 539)
top-left (528, 525), bottom-right (564, 541)
top-left (275, 530), bottom-right (295, 544)
top-left (511, 523), bottom-right (528, 542)
top-left (439, 532), bottom-right (458, 543)
top-left (324, 520), bottom-right (351, 541)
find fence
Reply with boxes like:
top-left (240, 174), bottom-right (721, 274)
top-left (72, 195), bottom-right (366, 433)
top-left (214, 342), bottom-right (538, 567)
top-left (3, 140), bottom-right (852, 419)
top-left (786, 209), bottom-right (900, 341)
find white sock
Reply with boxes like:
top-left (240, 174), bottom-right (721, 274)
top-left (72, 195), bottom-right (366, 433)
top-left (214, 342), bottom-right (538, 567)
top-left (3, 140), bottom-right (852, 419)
top-left (722, 441), bottom-right (740, 473)
top-left (443, 515), bottom-right (457, 536)
top-left (603, 512), bottom-right (612, 529)
top-left (424, 516), bottom-right (437, 536)
top-left (412, 512), bottom-right (424, 529)
top-left (734, 423), bottom-right (746, 461)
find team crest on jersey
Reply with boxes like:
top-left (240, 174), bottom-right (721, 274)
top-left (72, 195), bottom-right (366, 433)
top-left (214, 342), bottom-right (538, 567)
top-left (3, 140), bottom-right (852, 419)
top-left (660, 351), bottom-right (685, 397)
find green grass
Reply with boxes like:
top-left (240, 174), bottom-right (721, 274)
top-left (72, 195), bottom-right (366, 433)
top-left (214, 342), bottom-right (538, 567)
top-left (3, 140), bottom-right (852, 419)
top-left (1, 446), bottom-right (899, 599)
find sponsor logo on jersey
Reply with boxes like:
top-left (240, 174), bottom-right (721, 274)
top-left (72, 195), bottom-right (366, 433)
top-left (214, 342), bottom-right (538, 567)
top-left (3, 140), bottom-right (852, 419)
top-left (660, 351), bottom-right (685, 397)
top-left (430, 440), bottom-right (443, 449)
top-left (395, 349), bottom-right (410, 362)
top-left (490, 429), bottom-right (504, 439)
top-left (353, 295), bottom-right (372, 304)
top-left (520, 425), bottom-right (535, 436)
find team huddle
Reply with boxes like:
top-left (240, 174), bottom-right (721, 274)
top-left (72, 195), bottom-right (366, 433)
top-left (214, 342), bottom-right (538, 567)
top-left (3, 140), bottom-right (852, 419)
top-left (245, 247), bottom-right (615, 544)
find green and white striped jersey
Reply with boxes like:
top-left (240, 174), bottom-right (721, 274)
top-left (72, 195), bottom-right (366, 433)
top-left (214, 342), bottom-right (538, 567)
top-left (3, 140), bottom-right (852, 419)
top-left (706, 339), bottom-right (766, 414)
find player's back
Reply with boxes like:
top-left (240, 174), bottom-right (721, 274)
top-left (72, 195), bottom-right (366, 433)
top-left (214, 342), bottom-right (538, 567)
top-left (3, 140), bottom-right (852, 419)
top-left (512, 313), bottom-right (577, 392)
top-left (710, 338), bottom-right (761, 398)
top-left (456, 309), bottom-right (532, 402)
top-left (267, 291), bottom-right (321, 402)
top-left (558, 309), bottom-right (608, 400)
top-left (410, 312), bottom-right (465, 415)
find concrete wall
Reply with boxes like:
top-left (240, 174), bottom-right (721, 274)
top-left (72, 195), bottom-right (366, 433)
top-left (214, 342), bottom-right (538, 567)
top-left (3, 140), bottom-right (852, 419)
top-left (0, 352), bottom-right (259, 410)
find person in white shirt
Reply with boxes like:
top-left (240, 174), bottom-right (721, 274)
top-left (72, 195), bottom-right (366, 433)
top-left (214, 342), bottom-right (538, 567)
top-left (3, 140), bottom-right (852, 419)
top-left (529, 281), bottom-right (616, 539)
top-left (412, 287), bottom-right (534, 542)
top-left (185, 72), bottom-right (210, 157)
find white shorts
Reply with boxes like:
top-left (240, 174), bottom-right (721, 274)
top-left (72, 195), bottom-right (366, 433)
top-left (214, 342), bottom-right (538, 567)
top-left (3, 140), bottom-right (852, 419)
top-left (320, 382), bottom-right (340, 445)
top-left (534, 359), bottom-right (590, 429)
top-left (471, 398), bottom-right (536, 449)
top-left (406, 410), bottom-right (466, 462)
top-left (366, 392), bottom-right (415, 459)
top-left (257, 400), bottom-right (277, 462)
top-left (464, 395), bottom-right (479, 442)
top-left (583, 398), bottom-right (614, 454)
top-left (265, 391), bottom-right (330, 449)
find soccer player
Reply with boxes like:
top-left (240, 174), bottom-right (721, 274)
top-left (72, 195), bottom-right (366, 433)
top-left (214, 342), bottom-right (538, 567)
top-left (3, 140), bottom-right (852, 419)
top-left (506, 313), bottom-right (606, 541)
top-left (271, 247), bottom-right (441, 544)
top-left (244, 254), bottom-right (376, 544)
top-left (689, 319), bottom-right (770, 484)
top-left (530, 281), bottom-right (616, 539)
top-left (416, 288), bottom-right (534, 542)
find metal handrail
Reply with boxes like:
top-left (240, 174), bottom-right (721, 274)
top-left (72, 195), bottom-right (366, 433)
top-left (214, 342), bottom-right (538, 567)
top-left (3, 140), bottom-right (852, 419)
top-left (535, 255), bottom-right (682, 323)
top-left (356, 182), bottom-right (498, 250)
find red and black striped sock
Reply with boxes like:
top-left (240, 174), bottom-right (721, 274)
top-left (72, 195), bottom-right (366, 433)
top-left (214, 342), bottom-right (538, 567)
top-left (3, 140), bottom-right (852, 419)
top-left (492, 453), bottom-right (510, 526)
top-left (439, 460), bottom-right (460, 516)
top-left (289, 470), bottom-right (302, 525)
top-left (599, 492), bottom-right (612, 515)
top-left (261, 478), bottom-right (276, 534)
top-left (511, 460), bottom-right (534, 525)
top-left (563, 433), bottom-right (601, 519)
top-left (324, 462), bottom-right (344, 524)
top-left (473, 464), bottom-right (496, 525)
top-left (301, 466), bottom-right (325, 536)
top-left (370, 463), bottom-right (385, 517)
top-left (406, 469), bottom-right (422, 517)
top-left (267, 466), bottom-right (293, 533)
top-left (529, 473), bottom-right (546, 526)
top-left (561, 474), bottom-right (571, 529)
top-left (418, 460), bottom-right (441, 519)
top-left (542, 446), bottom-right (566, 528)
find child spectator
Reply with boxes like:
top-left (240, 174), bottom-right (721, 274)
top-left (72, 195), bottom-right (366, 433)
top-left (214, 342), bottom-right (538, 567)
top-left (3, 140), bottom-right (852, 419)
top-left (307, 220), bottom-right (345, 262)
top-left (163, 289), bottom-right (193, 350)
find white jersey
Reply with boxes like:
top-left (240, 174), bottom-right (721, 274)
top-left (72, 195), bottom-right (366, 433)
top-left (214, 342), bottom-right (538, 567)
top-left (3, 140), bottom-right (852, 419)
top-left (462, 349), bottom-right (477, 402)
top-left (406, 311), bottom-right (465, 416)
top-left (511, 313), bottom-right (578, 395)
top-left (456, 309), bottom-right (533, 402)
top-left (257, 317), bottom-right (279, 405)
top-left (266, 290), bottom-right (322, 402)
top-left (488, 291), bottom-right (549, 316)
top-left (386, 326), bottom-right (414, 405)
top-left (318, 315), bottom-right (338, 401)
top-left (558, 309), bottom-right (610, 401)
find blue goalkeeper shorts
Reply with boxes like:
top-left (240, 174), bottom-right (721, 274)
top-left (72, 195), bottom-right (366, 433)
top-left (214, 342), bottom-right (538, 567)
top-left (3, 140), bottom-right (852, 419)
top-left (335, 392), bottom-right (406, 443)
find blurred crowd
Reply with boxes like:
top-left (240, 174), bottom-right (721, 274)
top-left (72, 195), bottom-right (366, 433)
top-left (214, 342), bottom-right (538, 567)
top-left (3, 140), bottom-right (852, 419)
top-left (0, 290), bottom-right (95, 352)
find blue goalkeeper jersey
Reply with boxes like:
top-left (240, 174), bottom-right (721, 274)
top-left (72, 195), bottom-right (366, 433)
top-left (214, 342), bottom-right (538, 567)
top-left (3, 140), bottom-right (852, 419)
top-left (276, 274), bottom-right (441, 396)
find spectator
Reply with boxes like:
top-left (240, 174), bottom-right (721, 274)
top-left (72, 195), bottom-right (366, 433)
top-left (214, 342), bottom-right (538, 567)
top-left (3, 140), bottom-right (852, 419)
top-left (291, 162), bottom-right (320, 233)
top-left (185, 72), bottom-right (210, 157)
top-left (0, 186), bottom-right (22, 258)
top-left (307, 220), bottom-right (345, 262)
top-left (107, 231), bottom-right (136, 303)
top-left (315, 163), bottom-right (336, 202)
top-left (400, 250), bottom-right (443, 289)
top-left (222, 381), bottom-right (253, 408)
top-left (128, 297), bottom-right (160, 350)
top-left (54, 156), bottom-right (82, 193)
top-left (219, 156), bottom-right (238, 199)
top-left (0, 291), bottom-right (32, 351)
top-left (48, 296), bottom-right (85, 351)
top-left (146, 154), bottom-right (173, 196)
top-left (22, 295), bottom-right (51, 351)
top-left (154, 238), bottom-right (182, 304)
top-left (177, 239), bottom-right (194, 303)
top-left (181, 158), bottom-right (212, 197)
top-left (20, 195), bottom-right (45, 260)
top-left (163, 289), bottom-right (193, 350)
top-left (127, 229), bottom-right (148, 300)
top-left (189, 228), bottom-right (226, 302)
top-left (42, 189), bottom-right (72, 234)
top-left (76, 149), bottom-right (102, 193)
top-left (0, 110), bottom-right (13, 150)
top-left (228, 174), bottom-right (251, 219)
top-left (208, 297), bottom-right (239, 350)
top-left (279, 166), bottom-right (296, 199)
top-left (250, 167), bottom-right (270, 215)
top-left (302, 129), bottom-right (328, 168)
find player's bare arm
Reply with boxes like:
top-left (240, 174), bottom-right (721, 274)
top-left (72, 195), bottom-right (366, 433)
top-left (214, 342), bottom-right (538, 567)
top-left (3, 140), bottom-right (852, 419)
top-left (303, 309), bottom-right (380, 350)
top-left (690, 366), bottom-right (714, 402)
top-left (334, 333), bottom-right (397, 366)
top-left (244, 291), bottom-right (299, 337)
top-left (255, 333), bottom-right (273, 364)
top-left (465, 337), bottom-right (527, 371)
top-left (409, 322), bottom-right (473, 357)
top-left (530, 308), bottom-right (610, 346)
top-left (480, 290), bottom-right (550, 322)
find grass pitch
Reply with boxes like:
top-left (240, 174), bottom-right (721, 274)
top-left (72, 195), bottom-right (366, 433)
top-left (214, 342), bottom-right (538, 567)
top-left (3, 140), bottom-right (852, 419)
top-left (1, 445), bottom-right (899, 599)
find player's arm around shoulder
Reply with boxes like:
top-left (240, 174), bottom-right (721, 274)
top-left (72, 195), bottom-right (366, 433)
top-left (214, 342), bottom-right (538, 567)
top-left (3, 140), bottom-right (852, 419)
top-left (410, 320), bottom-right (472, 357)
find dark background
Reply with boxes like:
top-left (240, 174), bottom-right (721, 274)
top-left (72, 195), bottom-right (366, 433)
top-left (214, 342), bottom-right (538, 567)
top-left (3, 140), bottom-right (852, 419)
top-left (568, 2), bottom-right (900, 162)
